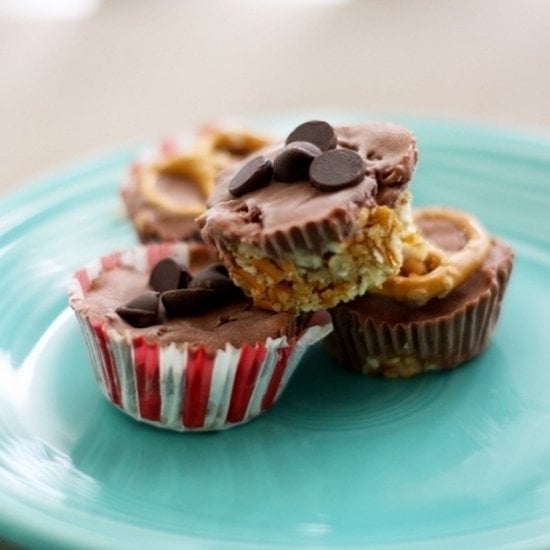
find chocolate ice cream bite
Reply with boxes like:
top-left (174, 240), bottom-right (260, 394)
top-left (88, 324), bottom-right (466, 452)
top-left (68, 241), bottom-right (331, 431)
top-left (326, 207), bottom-right (514, 377)
top-left (121, 125), bottom-right (274, 242)
top-left (198, 120), bottom-right (419, 313)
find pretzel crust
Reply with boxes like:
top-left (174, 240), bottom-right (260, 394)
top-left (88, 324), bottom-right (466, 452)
top-left (375, 207), bottom-right (491, 305)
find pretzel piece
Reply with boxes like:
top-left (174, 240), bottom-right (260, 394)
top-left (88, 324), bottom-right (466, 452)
top-left (137, 153), bottom-right (217, 216)
top-left (376, 207), bottom-right (491, 305)
top-left (197, 128), bottom-right (274, 171)
top-left (136, 128), bottom-right (274, 217)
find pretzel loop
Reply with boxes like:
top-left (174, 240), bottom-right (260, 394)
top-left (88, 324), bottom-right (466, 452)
top-left (376, 207), bottom-right (491, 305)
top-left (137, 128), bottom-right (273, 216)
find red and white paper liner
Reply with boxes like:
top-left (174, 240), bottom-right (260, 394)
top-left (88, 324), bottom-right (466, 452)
top-left (326, 239), bottom-right (514, 377)
top-left (68, 242), bottom-right (331, 431)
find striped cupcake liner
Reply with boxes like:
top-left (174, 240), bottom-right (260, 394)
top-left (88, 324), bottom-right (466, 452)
top-left (69, 242), bottom-right (330, 431)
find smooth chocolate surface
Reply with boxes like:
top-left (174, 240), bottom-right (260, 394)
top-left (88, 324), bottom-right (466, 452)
top-left (155, 172), bottom-right (206, 210)
top-left (83, 266), bottom-right (301, 350)
top-left (199, 122), bottom-right (417, 255)
top-left (416, 216), bottom-right (468, 252)
top-left (119, 253), bottom-right (247, 327)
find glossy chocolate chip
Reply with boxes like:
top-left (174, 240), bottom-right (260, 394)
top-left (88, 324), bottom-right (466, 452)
top-left (309, 149), bottom-right (366, 191)
top-left (228, 155), bottom-right (273, 197)
top-left (189, 263), bottom-right (244, 297)
top-left (161, 288), bottom-right (218, 317)
top-left (149, 258), bottom-right (191, 293)
top-left (116, 291), bottom-right (160, 328)
top-left (273, 141), bottom-right (322, 182)
top-left (286, 120), bottom-right (337, 152)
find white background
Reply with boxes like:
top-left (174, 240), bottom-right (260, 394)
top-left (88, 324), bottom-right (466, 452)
top-left (1, 0), bottom-right (550, 195)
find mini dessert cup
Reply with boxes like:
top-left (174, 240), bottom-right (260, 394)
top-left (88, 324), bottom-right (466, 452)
top-left (68, 242), bottom-right (331, 431)
top-left (198, 120), bottom-right (419, 313)
top-left (121, 125), bottom-right (274, 242)
top-left (326, 207), bottom-right (514, 377)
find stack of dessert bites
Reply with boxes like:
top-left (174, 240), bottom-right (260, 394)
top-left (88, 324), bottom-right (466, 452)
top-left (69, 119), bottom-right (513, 432)
top-left (198, 120), bottom-right (419, 312)
top-left (198, 119), bottom-right (513, 377)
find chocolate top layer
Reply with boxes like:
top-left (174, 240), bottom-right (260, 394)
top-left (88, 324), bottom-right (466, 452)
top-left (338, 216), bottom-right (513, 324)
top-left (198, 122), bottom-right (417, 255)
top-left (81, 254), bottom-right (302, 351)
top-left (416, 216), bottom-right (468, 252)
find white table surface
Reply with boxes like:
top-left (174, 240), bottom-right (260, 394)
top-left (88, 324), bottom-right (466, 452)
top-left (1, 0), bottom-right (550, 196)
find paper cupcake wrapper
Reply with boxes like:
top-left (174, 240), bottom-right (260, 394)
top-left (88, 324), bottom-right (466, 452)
top-left (69, 242), bottom-right (331, 431)
top-left (327, 242), bottom-right (513, 376)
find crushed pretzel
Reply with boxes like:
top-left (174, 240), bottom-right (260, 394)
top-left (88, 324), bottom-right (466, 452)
top-left (222, 204), bottom-right (406, 312)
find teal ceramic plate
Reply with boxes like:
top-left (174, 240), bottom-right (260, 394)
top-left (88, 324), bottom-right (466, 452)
top-left (1, 114), bottom-right (550, 549)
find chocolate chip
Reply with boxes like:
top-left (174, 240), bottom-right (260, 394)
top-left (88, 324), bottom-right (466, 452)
top-left (228, 155), bottom-right (273, 197)
top-left (273, 141), bottom-right (322, 183)
top-left (149, 258), bottom-right (191, 293)
top-left (189, 263), bottom-right (244, 297)
top-left (161, 288), bottom-right (218, 317)
top-left (286, 120), bottom-right (337, 152)
top-left (214, 264), bottom-right (229, 276)
top-left (309, 149), bottom-right (366, 191)
top-left (116, 291), bottom-right (160, 328)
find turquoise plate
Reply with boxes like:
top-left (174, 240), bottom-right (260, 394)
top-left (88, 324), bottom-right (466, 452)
top-left (1, 114), bottom-right (550, 549)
